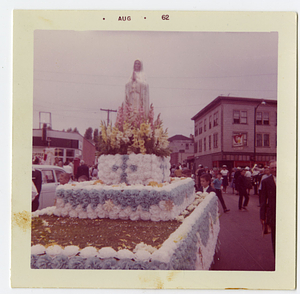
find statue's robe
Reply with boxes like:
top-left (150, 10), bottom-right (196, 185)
top-left (125, 79), bottom-right (149, 116)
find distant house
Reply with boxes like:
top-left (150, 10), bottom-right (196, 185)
top-left (32, 128), bottom-right (96, 166)
top-left (168, 134), bottom-right (194, 168)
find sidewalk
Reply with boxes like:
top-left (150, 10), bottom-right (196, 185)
top-left (210, 190), bottom-right (275, 271)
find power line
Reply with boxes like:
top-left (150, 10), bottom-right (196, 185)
top-left (35, 69), bottom-right (277, 80)
top-left (34, 77), bottom-right (276, 92)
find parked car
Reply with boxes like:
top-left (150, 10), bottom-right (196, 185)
top-left (32, 165), bottom-right (66, 210)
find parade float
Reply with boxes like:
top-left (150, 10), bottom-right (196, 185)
top-left (31, 60), bottom-right (220, 270)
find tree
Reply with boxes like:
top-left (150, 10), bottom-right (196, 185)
top-left (84, 127), bottom-right (93, 140)
top-left (66, 128), bottom-right (73, 132)
top-left (93, 128), bottom-right (99, 143)
top-left (73, 127), bottom-right (79, 134)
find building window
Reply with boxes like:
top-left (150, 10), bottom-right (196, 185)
top-left (209, 116), bottom-right (212, 129)
top-left (213, 112), bottom-right (219, 126)
top-left (185, 143), bottom-right (189, 150)
top-left (204, 119), bottom-right (207, 132)
top-left (194, 142), bottom-right (198, 153)
top-left (263, 134), bottom-right (270, 146)
top-left (256, 133), bottom-right (270, 147)
top-left (199, 122), bottom-right (203, 134)
top-left (66, 149), bottom-right (75, 157)
top-left (209, 135), bottom-right (211, 150)
top-left (203, 137), bottom-right (206, 151)
top-left (233, 110), bottom-right (247, 124)
top-left (263, 112), bottom-right (269, 125)
top-left (256, 134), bottom-right (262, 147)
top-left (213, 133), bottom-right (218, 148)
top-left (55, 148), bottom-right (64, 157)
top-left (199, 139), bottom-right (202, 152)
top-left (195, 126), bottom-right (198, 137)
top-left (232, 133), bottom-right (248, 147)
top-left (241, 111), bottom-right (247, 124)
top-left (256, 112), bottom-right (269, 125)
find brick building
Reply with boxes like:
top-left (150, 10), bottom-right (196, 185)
top-left (191, 96), bottom-right (277, 170)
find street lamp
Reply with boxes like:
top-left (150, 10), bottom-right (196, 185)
top-left (253, 100), bottom-right (266, 165)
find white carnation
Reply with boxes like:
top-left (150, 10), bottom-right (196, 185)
top-left (80, 247), bottom-right (98, 258)
top-left (56, 198), bottom-right (64, 208)
top-left (134, 250), bottom-right (151, 262)
top-left (64, 203), bottom-right (73, 212)
top-left (140, 211), bottom-right (151, 221)
top-left (116, 249), bottom-right (135, 260)
top-left (69, 209), bottom-right (78, 218)
top-left (31, 244), bottom-right (46, 255)
top-left (63, 245), bottom-right (79, 258)
top-left (46, 245), bottom-right (63, 258)
top-left (78, 211), bottom-right (88, 219)
top-left (61, 207), bottom-right (69, 217)
top-left (53, 208), bottom-right (62, 217)
top-left (98, 247), bottom-right (117, 259)
top-left (87, 211), bottom-right (98, 219)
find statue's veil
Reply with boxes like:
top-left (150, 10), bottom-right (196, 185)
top-left (128, 59), bottom-right (147, 84)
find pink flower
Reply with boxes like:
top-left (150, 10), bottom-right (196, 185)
top-left (148, 103), bottom-right (154, 127)
top-left (115, 103), bottom-right (124, 130)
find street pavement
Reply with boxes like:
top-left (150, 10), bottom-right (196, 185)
top-left (210, 189), bottom-right (275, 271)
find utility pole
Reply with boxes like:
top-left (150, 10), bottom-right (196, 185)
top-left (100, 108), bottom-right (117, 125)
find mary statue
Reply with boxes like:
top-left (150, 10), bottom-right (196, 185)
top-left (125, 59), bottom-right (149, 116)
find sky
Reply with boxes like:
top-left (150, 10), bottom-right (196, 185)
top-left (33, 30), bottom-right (278, 138)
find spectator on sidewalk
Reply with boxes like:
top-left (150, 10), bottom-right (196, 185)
top-left (230, 168), bottom-right (237, 194)
top-left (212, 172), bottom-right (230, 213)
top-left (234, 167), bottom-right (242, 195)
top-left (237, 168), bottom-right (249, 211)
top-left (91, 165), bottom-right (98, 180)
top-left (32, 167), bottom-right (42, 212)
top-left (170, 164), bottom-right (176, 177)
top-left (195, 164), bottom-right (205, 191)
top-left (258, 166), bottom-right (271, 206)
top-left (220, 165), bottom-right (229, 193)
top-left (244, 166), bottom-right (253, 196)
top-left (260, 160), bottom-right (276, 257)
top-left (76, 160), bottom-right (90, 181)
top-left (174, 165), bottom-right (182, 177)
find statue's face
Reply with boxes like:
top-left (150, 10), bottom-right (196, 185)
top-left (134, 60), bottom-right (141, 72)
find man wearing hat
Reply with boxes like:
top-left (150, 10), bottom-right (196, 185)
top-left (220, 165), bottom-right (229, 193)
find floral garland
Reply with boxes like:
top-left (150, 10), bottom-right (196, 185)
top-left (98, 102), bottom-right (171, 157)
top-left (49, 178), bottom-right (195, 221)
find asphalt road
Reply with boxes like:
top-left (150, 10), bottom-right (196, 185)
top-left (210, 189), bottom-right (275, 271)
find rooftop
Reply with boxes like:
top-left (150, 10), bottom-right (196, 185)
top-left (168, 134), bottom-right (193, 142)
top-left (191, 96), bottom-right (277, 121)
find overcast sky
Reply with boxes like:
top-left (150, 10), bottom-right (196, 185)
top-left (33, 30), bottom-right (278, 138)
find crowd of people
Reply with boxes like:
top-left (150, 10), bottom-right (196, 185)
top-left (175, 161), bottom-right (276, 256)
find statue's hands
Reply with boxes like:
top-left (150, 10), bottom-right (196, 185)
top-left (132, 72), bottom-right (136, 81)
